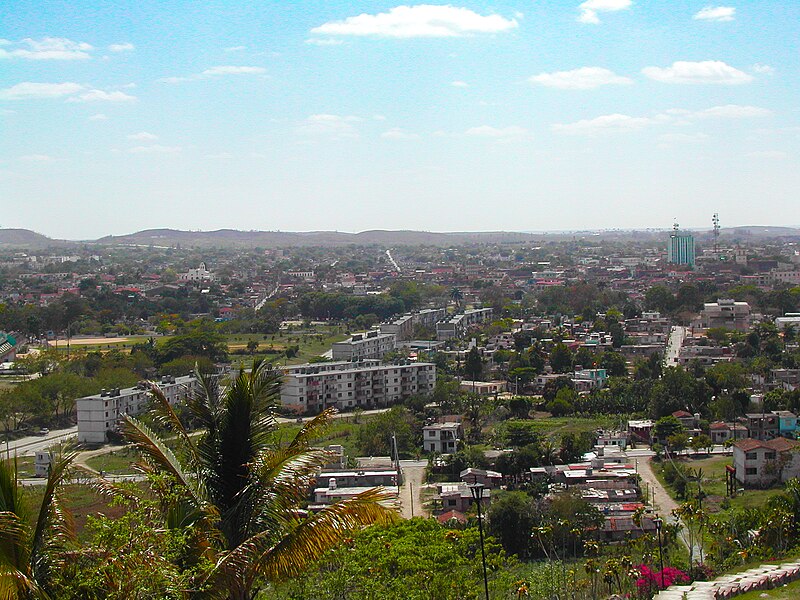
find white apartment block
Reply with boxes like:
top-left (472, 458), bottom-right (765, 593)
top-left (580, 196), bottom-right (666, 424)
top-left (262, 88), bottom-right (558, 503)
top-left (331, 330), bottom-right (397, 361)
top-left (280, 360), bottom-right (436, 413)
top-left (77, 375), bottom-right (198, 444)
top-left (700, 299), bottom-right (751, 331)
top-left (436, 308), bottom-right (493, 341)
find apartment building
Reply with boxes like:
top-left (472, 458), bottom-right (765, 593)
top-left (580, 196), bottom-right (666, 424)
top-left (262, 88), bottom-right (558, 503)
top-left (331, 330), bottom-right (397, 361)
top-left (700, 299), bottom-right (751, 331)
top-left (379, 314), bottom-right (414, 341)
top-left (77, 375), bottom-right (198, 444)
top-left (436, 308), bottom-right (493, 341)
top-left (280, 360), bottom-right (436, 412)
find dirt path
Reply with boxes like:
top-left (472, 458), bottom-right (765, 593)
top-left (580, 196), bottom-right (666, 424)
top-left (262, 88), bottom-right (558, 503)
top-left (398, 465), bottom-right (427, 519)
top-left (638, 456), bottom-right (679, 517)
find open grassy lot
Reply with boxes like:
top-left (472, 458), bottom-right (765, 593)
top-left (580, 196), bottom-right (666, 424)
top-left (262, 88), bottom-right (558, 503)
top-left (226, 329), bottom-right (348, 366)
top-left (656, 453), bottom-right (785, 513)
top-left (85, 448), bottom-right (139, 475)
top-left (495, 415), bottom-right (622, 443)
top-left (275, 414), bottom-right (373, 460)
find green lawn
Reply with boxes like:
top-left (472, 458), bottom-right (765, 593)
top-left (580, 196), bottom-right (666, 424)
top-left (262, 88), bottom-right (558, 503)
top-left (496, 416), bottom-right (621, 443)
top-left (226, 329), bottom-right (348, 366)
top-left (276, 414), bottom-right (373, 460)
top-left (735, 578), bottom-right (800, 599)
top-left (656, 454), bottom-right (785, 513)
top-left (85, 449), bottom-right (139, 474)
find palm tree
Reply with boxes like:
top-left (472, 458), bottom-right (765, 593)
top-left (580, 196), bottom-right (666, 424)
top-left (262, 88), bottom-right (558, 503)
top-left (122, 360), bottom-right (397, 600)
top-left (0, 449), bottom-right (76, 599)
top-left (449, 287), bottom-right (463, 309)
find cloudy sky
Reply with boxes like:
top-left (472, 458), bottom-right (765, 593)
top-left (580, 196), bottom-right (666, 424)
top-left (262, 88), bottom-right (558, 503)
top-left (1, 1), bottom-right (798, 239)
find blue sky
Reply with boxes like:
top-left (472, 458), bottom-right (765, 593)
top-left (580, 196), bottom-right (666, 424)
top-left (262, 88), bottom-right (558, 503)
top-left (1, 1), bottom-right (798, 239)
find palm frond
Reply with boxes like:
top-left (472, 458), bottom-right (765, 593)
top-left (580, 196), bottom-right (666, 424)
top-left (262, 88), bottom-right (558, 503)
top-left (0, 563), bottom-right (48, 600)
top-left (205, 487), bottom-right (398, 592)
top-left (29, 449), bottom-right (77, 588)
top-left (121, 415), bottom-right (207, 508)
top-left (146, 381), bottom-right (200, 466)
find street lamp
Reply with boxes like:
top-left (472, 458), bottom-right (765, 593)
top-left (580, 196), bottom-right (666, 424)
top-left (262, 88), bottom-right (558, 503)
top-left (469, 482), bottom-right (490, 600)
top-left (653, 516), bottom-right (664, 583)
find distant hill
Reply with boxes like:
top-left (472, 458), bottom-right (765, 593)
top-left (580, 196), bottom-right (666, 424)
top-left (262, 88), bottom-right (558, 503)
top-left (4, 225), bottom-right (799, 250)
top-left (93, 228), bottom-right (547, 248)
top-left (0, 229), bottom-right (65, 248)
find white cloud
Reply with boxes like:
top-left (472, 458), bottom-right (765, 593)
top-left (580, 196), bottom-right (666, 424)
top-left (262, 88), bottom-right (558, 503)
top-left (19, 154), bottom-right (53, 162)
top-left (130, 145), bottom-right (182, 154)
top-left (305, 38), bottom-right (345, 46)
top-left (127, 131), bottom-right (158, 141)
top-left (160, 65), bottom-right (266, 83)
top-left (528, 66), bottom-right (632, 90)
top-left (450, 80), bottom-right (469, 87)
top-left (693, 6), bottom-right (736, 22)
top-left (658, 132), bottom-right (709, 143)
top-left (642, 60), bottom-right (753, 84)
top-left (201, 65), bottom-right (266, 76)
top-left (108, 42), bottom-right (135, 52)
top-left (752, 63), bottom-right (775, 75)
top-left (552, 113), bottom-right (654, 135)
top-left (68, 89), bottom-right (137, 102)
top-left (691, 104), bottom-right (771, 119)
top-left (0, 82), bottom-right (85, 100)
top-left (577, 0), bottom-right (632, 24)
top-left (465, 125), bottom-right (528, 138)
top-left (296, 114), bottom-right (362, 137)
top-left (381, 127), bottom-right (420, 140)
top-left (88, 113), bottom-right (108, 121)
top-left (310, 5), bottom-right (518, 38)
top-left (0, 37), bottom-right (93, 60)
top-left (224, 46), bottom-right (246, 52)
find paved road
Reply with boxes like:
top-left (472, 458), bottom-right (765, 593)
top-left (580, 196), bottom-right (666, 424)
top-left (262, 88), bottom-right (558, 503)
top-left (664, 325), bottom-right (686, 367)
top-left (398, 460), bottom-right (428, 518)
top-left (4, 426), bottom-right (78, 457)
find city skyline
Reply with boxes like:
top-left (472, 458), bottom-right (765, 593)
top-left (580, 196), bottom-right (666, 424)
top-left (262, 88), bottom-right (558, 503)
top-left (2, 1), bottom-right (799, 238)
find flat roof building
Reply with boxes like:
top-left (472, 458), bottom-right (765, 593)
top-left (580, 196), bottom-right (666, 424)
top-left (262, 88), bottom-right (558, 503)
top-left (77, 375), bottom-right (198, 444)
top-left (281, 360), bottom-right (436, 413)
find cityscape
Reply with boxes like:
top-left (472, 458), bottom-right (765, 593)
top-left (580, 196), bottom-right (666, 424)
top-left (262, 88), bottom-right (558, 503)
top-left (3, 1), bottom-right (800, 599)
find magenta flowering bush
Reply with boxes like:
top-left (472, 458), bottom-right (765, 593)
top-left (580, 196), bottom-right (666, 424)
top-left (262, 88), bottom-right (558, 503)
top-left (635, 564), bottom-right (690, 591)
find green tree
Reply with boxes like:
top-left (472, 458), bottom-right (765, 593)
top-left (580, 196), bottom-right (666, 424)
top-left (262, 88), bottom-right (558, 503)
top-left (122, 361), bottom-right (397, 599)
top-left (464, 347), bottom-right (484, 382)
top-left (487, 491), bottom-right (537, 557)
top-left (549, 343), bottom-right (573, 373)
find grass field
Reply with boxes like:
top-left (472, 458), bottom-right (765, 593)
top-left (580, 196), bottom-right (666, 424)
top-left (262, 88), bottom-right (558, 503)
top-left (735, 578), bottom-right (800, 599)
top-left (85, 448), bottom-right (139, 474)
top-left (656, 453), bottom-right (785, 513)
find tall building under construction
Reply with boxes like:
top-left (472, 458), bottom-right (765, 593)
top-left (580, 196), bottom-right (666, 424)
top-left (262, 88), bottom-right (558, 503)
top-left (668, 223), bottom-right (695, 267)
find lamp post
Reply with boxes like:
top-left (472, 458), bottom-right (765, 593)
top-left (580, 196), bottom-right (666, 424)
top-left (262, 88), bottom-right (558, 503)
top-left (469, 482), bottom-right (490, 600)
top-left (653, 516), bottom-right (664, 584)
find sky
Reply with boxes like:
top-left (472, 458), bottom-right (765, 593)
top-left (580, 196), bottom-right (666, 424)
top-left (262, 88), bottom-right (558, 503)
top-left (1, 1), bottom-right (799, 239)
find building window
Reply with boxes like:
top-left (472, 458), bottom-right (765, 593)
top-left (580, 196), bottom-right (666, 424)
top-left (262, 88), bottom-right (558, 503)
top-left (745, 452), bottom-right (757, 460)
top-left (745, 468), bottom-right (758, 475)
top-left (765, 452), bottom-right (777, 460)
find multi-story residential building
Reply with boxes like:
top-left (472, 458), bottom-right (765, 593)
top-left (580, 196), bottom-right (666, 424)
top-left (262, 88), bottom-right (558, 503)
top-left (379, 314), bottom-right (415, 341)
top-left (77, 375), bottom-right (198, 444)
top-left (436, 308), bottom-right (493, 341)
top-left (422, 421), bottom-right (463, 454)
top-left (280, 360), bottom-right (436, 412)
top-left (668, 230), bottom-right (695, 267)
top-left (740, 413), bottom-right (780, 441)
top-left (700, 299), bottom-right (751, 331)
top-left (733, 437), bottom-right (800, 487)
top-left (331, 330), bottom-right (397, 361)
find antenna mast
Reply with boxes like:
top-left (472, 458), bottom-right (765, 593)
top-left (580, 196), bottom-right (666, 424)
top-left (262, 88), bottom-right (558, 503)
top-left (712, 213), bottom-right (720, 254)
